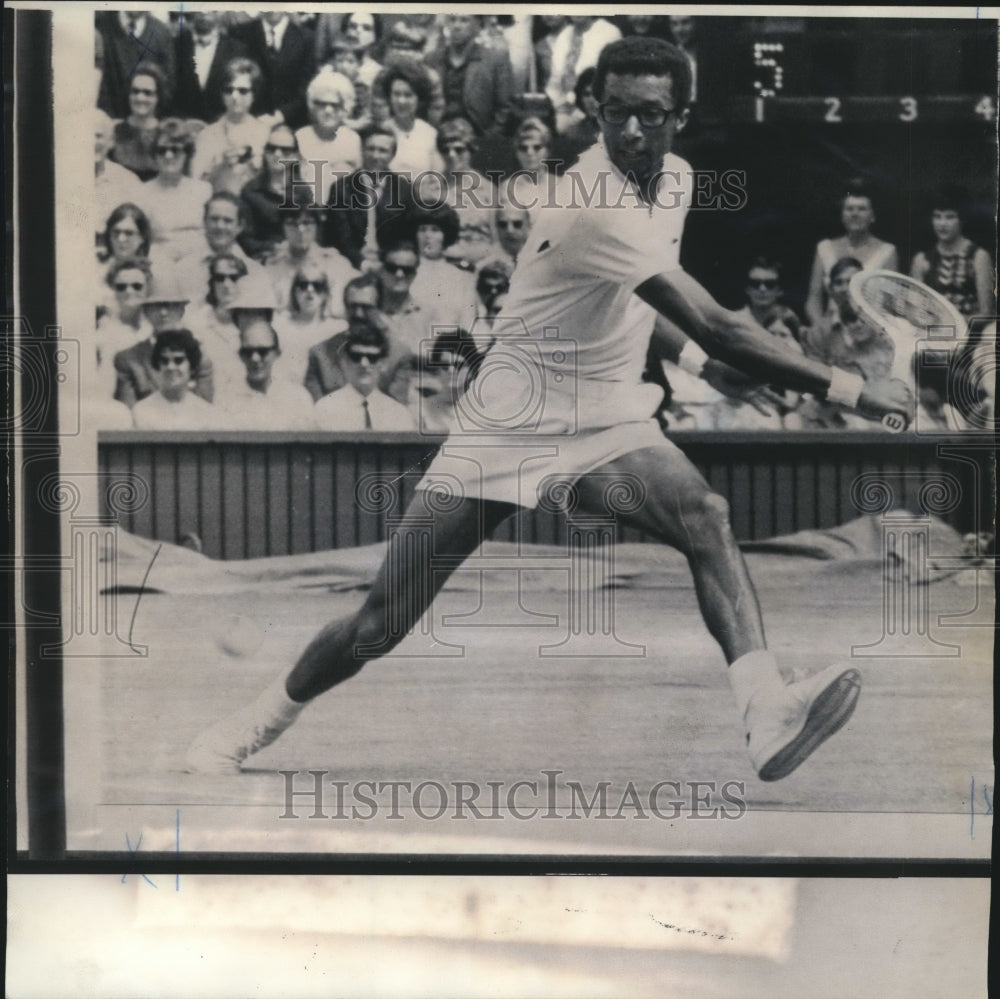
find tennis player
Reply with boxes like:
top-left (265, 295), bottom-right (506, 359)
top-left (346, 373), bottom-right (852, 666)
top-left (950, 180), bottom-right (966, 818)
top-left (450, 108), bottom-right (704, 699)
top-left (187, 38), bottom-right (912, 781)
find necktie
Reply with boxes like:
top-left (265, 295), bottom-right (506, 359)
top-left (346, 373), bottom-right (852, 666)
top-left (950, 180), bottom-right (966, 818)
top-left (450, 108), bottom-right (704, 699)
top-left (362, 398), bottom-right (372, 429)
top-left (364, 176), bottom-right (382, 258)
top-left (266, 24), bottom-right (276, 51)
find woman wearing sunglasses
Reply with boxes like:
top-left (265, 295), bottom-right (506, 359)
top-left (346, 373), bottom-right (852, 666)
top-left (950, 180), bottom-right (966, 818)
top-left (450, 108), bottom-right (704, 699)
top-left (503, 116), bottom-right (555, 215)
top-left (190, 58), bottom-right (271, 195)
top-left (96, 256), bottom-right (154, 397)
top-left (273, 262), bottom-right (341, 387)
top-left (238, 123), bottom-right (304, 260)
top-left (134, 118), bottom-right (214, 261)
top-left (188, 252), bottom-right (250, 397)
top-left (108, 61), bottom-right (169, 182)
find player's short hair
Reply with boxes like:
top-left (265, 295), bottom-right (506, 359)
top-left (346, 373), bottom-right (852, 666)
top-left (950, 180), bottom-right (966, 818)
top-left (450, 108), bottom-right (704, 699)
top-left (152, 328), bottom-right (202, 370)
top-left (593, 37), bottom-right (692, 110)
top-left (410, 203), bottom-right (461, 248)
top-left (829, 256), bottom-right (863, 283)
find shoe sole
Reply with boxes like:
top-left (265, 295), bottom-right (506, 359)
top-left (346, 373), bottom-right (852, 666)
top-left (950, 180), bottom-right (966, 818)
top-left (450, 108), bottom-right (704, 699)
top-left (757, 669), bottom-right (862, 782)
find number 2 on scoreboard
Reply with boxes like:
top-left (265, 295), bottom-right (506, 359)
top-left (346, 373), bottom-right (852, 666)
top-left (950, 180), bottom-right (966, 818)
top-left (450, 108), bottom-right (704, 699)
top-left (824, 97), bottom-right (841, 122)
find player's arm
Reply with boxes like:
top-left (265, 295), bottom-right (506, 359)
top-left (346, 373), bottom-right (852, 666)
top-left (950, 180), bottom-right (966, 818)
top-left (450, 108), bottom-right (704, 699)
top-left (636, 268), bottom-right (912, 422)
top-left (650, 313), bottom-right (785, 412)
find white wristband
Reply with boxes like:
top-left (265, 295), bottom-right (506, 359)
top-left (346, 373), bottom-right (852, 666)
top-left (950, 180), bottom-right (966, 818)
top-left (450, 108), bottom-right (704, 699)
top-left (825, 367), bottom-right (865, 408)
top-left (678, 341), bottom-right (709, 377)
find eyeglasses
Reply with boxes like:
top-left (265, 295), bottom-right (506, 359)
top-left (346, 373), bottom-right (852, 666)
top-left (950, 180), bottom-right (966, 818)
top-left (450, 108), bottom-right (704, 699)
top-left (114, 281), bottom-right (145, 292)
top-left (111, 226), bottom-right (140, 238)
top-left (158, 354), bottom-right (189, 367)
top-left (239, 346), bottom-right (277, 359)
top-left (496, 219), bottom-right (524, 230)
top-left (345, 349), bottom-right (384, 364)
top-left (598, 104), bottom-right (676, 128)
top-left (155, 145), bottom-right (185, 157)
top-left (295, 279), bottom-right (328, 292)
top-left (747, 279), bottom-right (779, 290)
top-left (311, 100), bottom-right (343, 111)
top-left (212, 272), bottom-right (241, 283)
top-left (518, 143), bottom-right (545, 153)
top-left (265, 143), bottom-right (297, 154)
top-left (223, 86), bottom-right (252, 95)
top-left (385, 263), bottom-right (417, 277)
top-left (130, 86), bottom-right (156, 97)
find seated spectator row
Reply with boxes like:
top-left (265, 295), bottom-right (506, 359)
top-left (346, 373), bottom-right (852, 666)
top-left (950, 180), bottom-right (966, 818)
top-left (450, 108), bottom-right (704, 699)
top-left (92, 12), bottom-right (995, 435)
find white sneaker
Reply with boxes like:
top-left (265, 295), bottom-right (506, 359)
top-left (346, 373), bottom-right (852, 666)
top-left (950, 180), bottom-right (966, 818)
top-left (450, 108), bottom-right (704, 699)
top-left (185, 670), bottom-right (305, 775)
top-left (746, 664), bottom-right (861, 781)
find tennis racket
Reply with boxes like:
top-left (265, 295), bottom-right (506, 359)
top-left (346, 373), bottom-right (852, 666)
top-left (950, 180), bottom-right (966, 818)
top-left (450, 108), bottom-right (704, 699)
top-left (848, 270), bottom-right (968, 432)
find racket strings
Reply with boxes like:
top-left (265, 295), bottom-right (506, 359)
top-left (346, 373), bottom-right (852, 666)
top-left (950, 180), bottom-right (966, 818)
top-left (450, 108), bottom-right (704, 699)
top-left (857, 276), bottom-right (956, 332)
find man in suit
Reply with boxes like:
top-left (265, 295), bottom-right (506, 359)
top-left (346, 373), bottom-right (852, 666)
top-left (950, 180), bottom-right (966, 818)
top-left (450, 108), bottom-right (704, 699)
top-left (322, 125), bottom-right (415, 271)
top-left (426, 14), bottom-right (515, 135)
top-left (97, 10), bottom-right (177, 118)
top-left (172, 11), bottom-right (249, 122)
top-left (230, 11), bottom-right (316, 130)
top-left (304, 273), bottom-right (385, 401)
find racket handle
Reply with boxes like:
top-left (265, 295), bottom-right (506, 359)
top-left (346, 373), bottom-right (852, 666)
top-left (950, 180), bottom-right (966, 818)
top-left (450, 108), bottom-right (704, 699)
top-left (881, 412), bottom-right (908, 433)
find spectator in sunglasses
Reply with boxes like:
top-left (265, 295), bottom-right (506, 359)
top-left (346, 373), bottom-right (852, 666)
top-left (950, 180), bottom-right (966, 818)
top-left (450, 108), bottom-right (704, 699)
top-left (133, 118), bottom-right (213, 261)
top-left (265, 204), bottom-right (358, 312)
top-left (296, 69), bottom-right (362, 203)
top-left (187, 252), bottom-right (250, 397)
top-left (503, 117), bottom-right (556, 214)
top-left (736, 257), bottom-right (803, 348)
top-left (217, 318), bottom-right (316, 428)
top-left (273, 262), bottom-right (342, 387)
top-left (313, 322), bottom-right (416, 431)
top-left (132, 328), bottom-right (221, 429)
top-left (97, 257), bottom-right (154, 396)
top-left (492, 200), bottom-right (532, 268)
top-left (238, 123), bottom-right (304, 260)
top-left (108, 61), bottom-right (169, 182)
top-left (190, 58), bottom-right (271, 193)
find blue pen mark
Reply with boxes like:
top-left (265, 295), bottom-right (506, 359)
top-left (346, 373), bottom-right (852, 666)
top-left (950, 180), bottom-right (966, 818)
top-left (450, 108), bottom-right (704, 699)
top-left (122, 831), bottom-right (157, 887)
top-left (969, 777), bottom-right (994, 838)
top-left (128, 544), bottom-right (161, 653)
top-left (126, 15), bottom-right (163, 80)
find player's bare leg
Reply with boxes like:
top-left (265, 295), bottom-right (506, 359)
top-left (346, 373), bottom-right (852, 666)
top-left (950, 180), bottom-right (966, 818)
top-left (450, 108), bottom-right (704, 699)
top-left (185, 492), bottom-right (518, 773)
top-left (572, 445), bottom-right (861, 781)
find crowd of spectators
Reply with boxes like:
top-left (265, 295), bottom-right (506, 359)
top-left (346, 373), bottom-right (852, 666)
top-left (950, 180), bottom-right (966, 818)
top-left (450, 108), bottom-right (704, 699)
top-left (93, 11), bottom-right (996, 434)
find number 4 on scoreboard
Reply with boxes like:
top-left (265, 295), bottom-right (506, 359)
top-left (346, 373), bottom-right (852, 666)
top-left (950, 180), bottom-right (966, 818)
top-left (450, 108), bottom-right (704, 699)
top-left (974, 96), bottom-right (997, 122)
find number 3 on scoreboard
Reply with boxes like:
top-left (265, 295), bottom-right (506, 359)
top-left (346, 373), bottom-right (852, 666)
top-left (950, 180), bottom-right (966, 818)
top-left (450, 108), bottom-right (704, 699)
top-left (824, 97), bottom-right (841, 122)
top-left (898, 97), bottom-right (918, 122)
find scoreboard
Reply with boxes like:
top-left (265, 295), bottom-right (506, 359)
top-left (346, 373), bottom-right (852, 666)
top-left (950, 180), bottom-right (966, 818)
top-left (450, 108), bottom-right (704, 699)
top-left (696, 22), bottom-right (999, 124)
